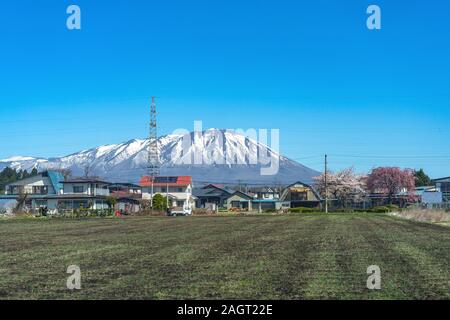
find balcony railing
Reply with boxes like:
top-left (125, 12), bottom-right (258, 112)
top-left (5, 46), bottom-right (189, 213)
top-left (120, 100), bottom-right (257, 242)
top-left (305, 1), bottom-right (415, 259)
top-left (60, 188), bottom-right (110, 196)
top-left (93, 188), bottom-right (110, 196)
top-left (6, 188), bottom-right (48, 195)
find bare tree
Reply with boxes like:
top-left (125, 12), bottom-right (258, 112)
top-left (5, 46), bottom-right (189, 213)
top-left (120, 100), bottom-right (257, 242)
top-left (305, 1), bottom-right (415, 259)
top-left (13, 192), bottom-right (29, 214)
top-left (84, 165), bottom-right (91, 178)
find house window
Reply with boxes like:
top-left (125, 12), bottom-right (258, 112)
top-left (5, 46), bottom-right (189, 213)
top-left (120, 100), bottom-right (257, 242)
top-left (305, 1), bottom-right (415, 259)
top-left (231, 201), bottom-right (241, 208)
top-left (73, 200), bottom-right (89, 209)
top-left (8, 186), bottom-right (22, 194)
top-left (32, 186), bottom-right (48, 194)
top-left (73, 186), bottom-right (84, 193)
top-left (57, 201), bottom-right (70, 210)
top-left (442, 183), bottom-right (450, 194)
top-left (35, 200), bottom-right (48, 208)
top-left (291, 191), bottom-right (308, 201)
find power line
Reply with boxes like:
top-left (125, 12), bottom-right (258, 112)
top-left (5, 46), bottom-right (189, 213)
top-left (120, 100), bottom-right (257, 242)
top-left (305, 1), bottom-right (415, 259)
top-left (328, 154), bottom-right (450, 159)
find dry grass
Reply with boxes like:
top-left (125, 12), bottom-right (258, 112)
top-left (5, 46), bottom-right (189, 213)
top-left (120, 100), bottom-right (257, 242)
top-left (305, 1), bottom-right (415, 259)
top-left (392, 208), bottom-right (450, 223)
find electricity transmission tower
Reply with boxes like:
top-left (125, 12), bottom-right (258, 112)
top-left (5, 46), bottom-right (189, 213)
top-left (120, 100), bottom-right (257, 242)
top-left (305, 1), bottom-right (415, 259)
top-left (147, 97), bottom-right (160, 209)
top-left (148, 96), bottom-right (160, 177)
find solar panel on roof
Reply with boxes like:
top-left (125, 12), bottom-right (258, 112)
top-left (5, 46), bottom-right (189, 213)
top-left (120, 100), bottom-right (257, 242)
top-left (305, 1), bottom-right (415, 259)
top-left (154, 177), bottom-right (178, 183)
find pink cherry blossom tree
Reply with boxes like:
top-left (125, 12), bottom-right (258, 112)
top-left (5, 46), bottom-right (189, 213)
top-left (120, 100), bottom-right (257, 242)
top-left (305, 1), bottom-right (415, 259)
top-left (366, 167), bottom-right (416, 204)
top-left (314, 167), bottom-right (366, 208)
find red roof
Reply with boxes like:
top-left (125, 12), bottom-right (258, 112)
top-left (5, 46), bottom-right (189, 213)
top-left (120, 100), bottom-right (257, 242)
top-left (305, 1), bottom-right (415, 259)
top-left (139, 176), bottom-right (192, 187)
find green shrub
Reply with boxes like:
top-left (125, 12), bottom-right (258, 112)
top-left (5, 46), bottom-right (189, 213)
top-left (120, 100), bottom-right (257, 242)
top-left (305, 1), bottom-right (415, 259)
top-left (385, 204), bottom-right (400, 211)
top-left (290, 207), bottom-right (315, 213)
top-left (331, 208), bottom-right (355, 213)
top-left (369, 206), bottom-right (391, 213)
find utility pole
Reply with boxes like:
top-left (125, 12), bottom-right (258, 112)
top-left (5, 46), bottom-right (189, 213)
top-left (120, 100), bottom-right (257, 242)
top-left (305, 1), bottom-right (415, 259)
top-left (166, 178), bottom-right (169, 211)
top-left (325, 154), bottom-right (328, 213)
top-left (150, 181), bottom-right (154, 214)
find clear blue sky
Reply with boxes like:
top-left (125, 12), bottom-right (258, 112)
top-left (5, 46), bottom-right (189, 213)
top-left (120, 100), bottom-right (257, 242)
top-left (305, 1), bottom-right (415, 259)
top-left (0, 0), bottom-right (449, 178)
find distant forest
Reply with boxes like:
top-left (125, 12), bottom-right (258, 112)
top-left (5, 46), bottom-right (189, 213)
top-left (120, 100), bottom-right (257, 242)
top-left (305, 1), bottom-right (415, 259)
top-left (0, 168), bottom-right (38, 192)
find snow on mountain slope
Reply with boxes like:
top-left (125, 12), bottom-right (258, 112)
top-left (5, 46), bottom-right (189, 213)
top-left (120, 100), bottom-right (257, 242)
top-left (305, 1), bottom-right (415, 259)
top-left (0, 129), bottom-right (320, 184)
top-left (1, 156), bottom-right (37, 162)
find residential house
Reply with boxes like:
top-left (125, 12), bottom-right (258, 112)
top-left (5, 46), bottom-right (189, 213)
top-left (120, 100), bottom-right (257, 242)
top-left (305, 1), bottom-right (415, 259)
top-left (108, 183), bottom-right (142, 195)
top-left (280, 181), bottom-right (322, 208)
top-left (414, 186), bottom-right (443, 206)
top-left (140, 176), bottom-right (195, 209)
top-left (224, 191), bottom-right (254, 211)
top-left (54, 178), bottom-right (111, 210)
top-left (248, 187), bottom-right (280, 200)
top-left (194, 184), bottom-right (289, 212)
top-left (248, 186), bottom-right (289, 211)
top-left (193, 184), bottom-right (234, 210)
top-left (251, 199), bottom-right (291, 212)
top-left (108, 183), bottom-right (142, 214)
top-left (1, 170), bottom-right (65, 212)
top-left (1, 172), bottom-right (110, 212)
top-left (434, 177), bottom-right (450, 203)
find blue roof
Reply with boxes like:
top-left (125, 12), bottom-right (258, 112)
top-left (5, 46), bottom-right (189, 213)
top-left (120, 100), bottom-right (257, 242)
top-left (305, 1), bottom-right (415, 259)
top-left (47, 171), bottom-right (65, 193)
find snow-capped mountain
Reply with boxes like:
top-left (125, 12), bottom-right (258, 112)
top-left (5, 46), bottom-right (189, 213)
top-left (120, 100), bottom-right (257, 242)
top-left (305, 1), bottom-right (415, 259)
top-left (0, 129), bottom-right (320, 185)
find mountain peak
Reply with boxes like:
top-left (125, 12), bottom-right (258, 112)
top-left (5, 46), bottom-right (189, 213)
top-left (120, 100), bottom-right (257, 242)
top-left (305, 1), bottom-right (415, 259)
top-left (0, 130), bottom-right (319, 184)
